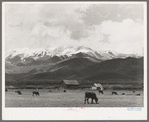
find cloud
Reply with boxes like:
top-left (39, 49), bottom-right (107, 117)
top-left (84, 18), bottom-right (144, 54)
top-left (100, 19), bottom-right (143, 44)
top-left (5, 3), bottom-right (145, 55)
top-left (78, 4), bottom-right (144, 26)
top-left (5, 4), bottom-right (88, 41)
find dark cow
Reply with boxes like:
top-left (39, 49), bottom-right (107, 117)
top-left (63, 89), bottom-right (66, 92)
top-left (122, 93), bottom-right (125, 95)
top-left (136, 93), bottom-right (141, 96)
top-left (112, 91), bottom-right (118, 95)
top-left (98, 90), bottom-right (104, 94)
top-left (5, 88), bottom-right (8, 92)
top-left (84, 92), bottom-right (98, 104)
top-left (133, 91), bottom-right (135, 93)
top-left (15, 90), bottom-right (22, 95)
top-left (49, 90), bottom-right (52, 92)
top-left (32, 91), bottom-right (40, 96)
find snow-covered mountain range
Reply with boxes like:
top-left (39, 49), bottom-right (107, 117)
top-left (5, 46), bottom-right (142, 66)
top-left (5, 46), bottom-right (143, 83)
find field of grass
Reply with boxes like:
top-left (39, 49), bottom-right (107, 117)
top-left (5, 89), bottom-right (143, 107)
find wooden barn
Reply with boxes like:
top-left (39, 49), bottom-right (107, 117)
top-left (60, 80), bottom-right (79, 89)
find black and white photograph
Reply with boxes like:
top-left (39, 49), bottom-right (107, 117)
top-left (2, 2), bottom-right (147, 120)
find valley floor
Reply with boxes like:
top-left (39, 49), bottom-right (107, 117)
top-left (5, 90), bottom-right (143, 107)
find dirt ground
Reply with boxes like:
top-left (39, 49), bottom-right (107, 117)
top-left (5, 89), bottom-right (143, 107)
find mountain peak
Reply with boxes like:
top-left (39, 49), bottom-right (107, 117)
top-left (6, 46), bottom-right (142, 66)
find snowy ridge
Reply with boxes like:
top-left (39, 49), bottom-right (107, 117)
top-left (6, 46), bottom-right (97, 60)
top-left (6, 46), bottom-right (141, 62)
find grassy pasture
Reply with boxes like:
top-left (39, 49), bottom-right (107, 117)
top-left (5, 89), bottom-right (143, 107)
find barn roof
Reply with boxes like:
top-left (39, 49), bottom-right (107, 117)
top-left (62, 80), bottom-right (79, 85)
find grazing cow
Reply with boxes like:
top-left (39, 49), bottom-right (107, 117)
top-left (63, 89), bottom-right (66, 92)
top-left (98, 90), bottom-right (104, 94)
top-left (136, 93), bottom-right (141, 96)
top-left (5, 88), bottom-right (8, 92)
top-left (84, 92), bottom-right (98, 104)
top-left (32, 91), bottom-right (40, 96)
top-left (112, 91), bottom-right (118, 95)
top-left (15, 90), bottom-right (22, 95)
top-left (122, 93), bottom-right (125, 95)
top-left (49, 90), bottom-right (52, 92)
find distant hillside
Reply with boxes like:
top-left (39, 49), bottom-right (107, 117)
top-left (5, 61), bottom-right (54, 74)
top-left (48, 57), bottom-right (97, 72)
top-left (25, 68), bottom-right (81, 80)
top-left (85, 72), bottom-right (131, 80)
top-left (80, 57), bottom-right (143, 80)
top-left (5, 57), bottom-right (143, 85)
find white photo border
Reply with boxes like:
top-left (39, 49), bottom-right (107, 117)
top-left (2, 1), bottom-right (147, 120)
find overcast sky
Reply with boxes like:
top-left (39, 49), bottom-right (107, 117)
top-left (4, 2), bottom-right (146, 55)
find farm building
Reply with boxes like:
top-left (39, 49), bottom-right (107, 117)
top-left (91, 83), bottom-right (104, 91)
top-left (60, 80), bottom-right (79, 89)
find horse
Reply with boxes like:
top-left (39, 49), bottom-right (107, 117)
top-left (84, 92), bottom-right (98, 104)
top-left (32, 91), bottom-right (40, 96)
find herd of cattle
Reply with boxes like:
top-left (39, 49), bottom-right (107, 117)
top-left (84, 90), bottom-right (141, 104)
top-left (6, 89), bottom-right (141, 104)
top-left (14, 90), bottom-right (40, 96)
